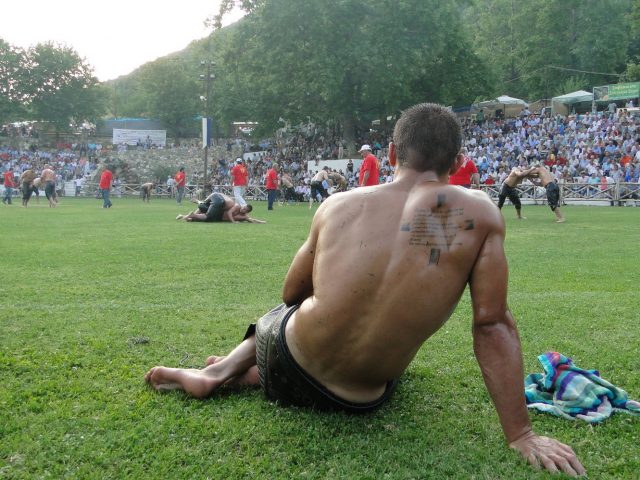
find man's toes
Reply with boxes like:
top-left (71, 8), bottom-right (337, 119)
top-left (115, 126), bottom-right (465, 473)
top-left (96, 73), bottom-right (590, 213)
top-left (205, 355), bottom-right (226, 366)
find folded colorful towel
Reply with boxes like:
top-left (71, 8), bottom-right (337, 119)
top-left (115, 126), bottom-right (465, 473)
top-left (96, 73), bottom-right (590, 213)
top-left (525, 352), bottom-right (640, 423)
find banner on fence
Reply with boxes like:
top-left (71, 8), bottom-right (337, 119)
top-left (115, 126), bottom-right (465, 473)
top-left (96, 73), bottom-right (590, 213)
top-left (113, 129), bottom-right (166, 147)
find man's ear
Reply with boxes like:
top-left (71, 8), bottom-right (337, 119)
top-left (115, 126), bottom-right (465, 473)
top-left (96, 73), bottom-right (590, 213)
top-left (449, 153), bottom-right (464, 175)
top-left (389, 142), bottom-right (397, 167)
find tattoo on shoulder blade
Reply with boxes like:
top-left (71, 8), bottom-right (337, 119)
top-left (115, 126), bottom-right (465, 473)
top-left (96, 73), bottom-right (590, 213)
top-left (404, 194), bottom-right (475, 252)
top-left (429, 248), bottom-right (440, 265)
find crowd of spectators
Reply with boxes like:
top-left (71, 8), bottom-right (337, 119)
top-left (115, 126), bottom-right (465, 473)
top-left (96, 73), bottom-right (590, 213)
top-left (459, 108), bottom-right (640, 188)
top-left (2, 107), bottom-right (640, 201)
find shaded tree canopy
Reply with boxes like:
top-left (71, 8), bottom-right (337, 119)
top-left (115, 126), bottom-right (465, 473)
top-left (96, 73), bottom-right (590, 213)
top-left (0, 39), bottom-right (106, 131)
top-left (9, 1), bottom-right (640, 141)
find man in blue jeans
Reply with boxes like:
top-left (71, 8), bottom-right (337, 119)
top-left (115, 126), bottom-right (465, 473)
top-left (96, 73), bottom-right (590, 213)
top-left (3, 167), bottom-right (16, 204)
top-left (99, 166), bottom-right (113, 208)
top-left (265, 163), bottom-right (279, 210)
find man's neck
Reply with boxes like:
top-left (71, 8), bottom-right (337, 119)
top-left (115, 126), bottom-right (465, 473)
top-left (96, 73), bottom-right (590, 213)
top-left (394, 167), bottom-right (447, 185)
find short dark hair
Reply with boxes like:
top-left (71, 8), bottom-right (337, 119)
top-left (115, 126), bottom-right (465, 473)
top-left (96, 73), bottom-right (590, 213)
top-left (245, 204), bottom-right (253, 213)
top-left (393, 103), bottom-right (462, 174)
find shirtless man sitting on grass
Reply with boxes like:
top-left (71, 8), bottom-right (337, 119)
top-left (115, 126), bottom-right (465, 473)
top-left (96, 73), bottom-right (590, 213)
top-left (176, 192), bottom-right (265, 223)
top-left (147, 103), bottom-right (585, 477)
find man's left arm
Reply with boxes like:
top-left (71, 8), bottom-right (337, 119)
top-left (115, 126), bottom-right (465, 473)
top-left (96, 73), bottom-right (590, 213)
top-left (469, 215), bottom-right (585, 476)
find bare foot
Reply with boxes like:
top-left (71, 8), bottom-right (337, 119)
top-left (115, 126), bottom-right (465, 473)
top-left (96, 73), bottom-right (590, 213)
top-left (203, 356), bottom-right (260, 387)
top-left (205, 355), bottom-right (224, 366)
top-left (518, 216), bottom-right (527, 220)
top-left (176, 214), bottom-right (184, 220)
top-left (556, 218), bottom-right (566, 223)
top-left (145, 366), bottom-right (223, 399)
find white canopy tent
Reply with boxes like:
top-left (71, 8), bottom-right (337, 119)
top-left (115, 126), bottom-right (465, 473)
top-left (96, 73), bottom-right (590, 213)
top-left (551, 90), bottom-right (593, 115)
top-left (475, 95), bottom-right (528, 118)
top-left (495, 95), bottom-right (527, 105)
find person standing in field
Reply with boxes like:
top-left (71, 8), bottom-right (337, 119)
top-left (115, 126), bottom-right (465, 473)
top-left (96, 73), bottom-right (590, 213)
top-left (265, 163), bottom-right (279, 210)
top-left (448, 148), bottom-right (480, 189)
top-left (231, 158), bottom-right (249, 208)
top-left (20, 168), bottom-right (37, 207)
top-left (40, 165), bottom-right (58, 208)
top-left (309, 167), bottom-right (330, 209)
top-left (174, 167), bottom-right (186, 205)
top-left (141, 182), bottom-right (154, 202)
top-left (280, 171), bottom-right (296, 205)
top-left (146, 103), bottom-right (585, 477)
top-left (99, 166), bottom-right (113, 208)
top-left (358, 144), bottom-right (380, 187)
top-left (529, 165), bottom-right (566, 223)
top-left (3, 167), bottom-right (16, 205)
top-left (497, 166), bottom-right (536, 219)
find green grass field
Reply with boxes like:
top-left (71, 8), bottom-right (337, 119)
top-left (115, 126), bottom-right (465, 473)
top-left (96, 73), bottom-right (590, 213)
top-left (1, 197), bottom-right (638, 479)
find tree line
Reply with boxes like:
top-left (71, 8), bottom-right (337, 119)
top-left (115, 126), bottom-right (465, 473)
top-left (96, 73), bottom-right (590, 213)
top-left (0, 40), bottom-right (107, 133)
top-left (2, 0), bottom-right (639, 145)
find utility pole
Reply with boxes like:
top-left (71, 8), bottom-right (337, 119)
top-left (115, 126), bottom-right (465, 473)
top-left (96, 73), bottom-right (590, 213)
top-left (200, 60), bottom-right (215, 196)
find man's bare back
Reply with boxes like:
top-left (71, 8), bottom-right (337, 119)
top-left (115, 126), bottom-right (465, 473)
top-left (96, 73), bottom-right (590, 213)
top-left (146, 104), bottom-right (584, 477)
top-left (40, 168), bottom-right (56, 183)
top-left (532, 166), bottom-right (556, 186)
top-left (284, 172), bottom-right (500, 401)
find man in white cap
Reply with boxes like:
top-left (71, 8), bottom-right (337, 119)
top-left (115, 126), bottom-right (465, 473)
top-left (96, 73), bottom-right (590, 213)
top-left (231, 157), bottom-right (249, 207)
top-left (358, 144), bottom-right (380, 187)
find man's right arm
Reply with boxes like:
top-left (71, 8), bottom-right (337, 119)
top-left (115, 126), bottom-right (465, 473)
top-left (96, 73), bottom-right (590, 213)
top-left (360, 166), bottom-right (370, 187)
top-left (469, 212), bottom-right (585, 477)
top-left (281, 209), bottom-right (322, 305)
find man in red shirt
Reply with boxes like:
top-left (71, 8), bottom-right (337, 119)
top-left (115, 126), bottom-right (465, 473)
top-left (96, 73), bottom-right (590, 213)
top-left (265, 163), bottom-right (279, 210)
top-left (3, 167), bottom-right (16, 205)
top-left (174, 167), bottom-right (186, 205)
top-left (99, 166), bottom-right (113, 208)
top-left (358, 145), bottom-right (380, 187)
top-left (448, 151), bottom-right (480, 188)
top-left (231, 158), bottom-right (249, 207)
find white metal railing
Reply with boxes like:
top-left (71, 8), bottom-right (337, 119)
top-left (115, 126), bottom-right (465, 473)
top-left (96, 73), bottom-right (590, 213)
top-left (28, 181), bottom-right (639, 206)
top-left (483, 181), bottom-right (639, 205)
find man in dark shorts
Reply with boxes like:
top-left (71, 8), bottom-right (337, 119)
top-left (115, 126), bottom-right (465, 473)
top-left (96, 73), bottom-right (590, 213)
top-left (497, 166), bottom-right (535, 219)
top-left (146, 103), bottom-right (584, 477)
top-left (176, 192), bottom-right (265, 223)
top-left (530, 165), bottom-right (566, 223)
top-left (20, 169), bottom-right (37, 207)
top-left (309, 167), bottom-right (330, 208)
top-left (141, 182), bottom-right (154, 202)
top-left (40, 165), bottom-right (58, 208)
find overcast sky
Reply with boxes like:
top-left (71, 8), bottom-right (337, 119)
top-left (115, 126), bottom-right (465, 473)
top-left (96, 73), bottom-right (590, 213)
top-left (1, 0), bottom-right (244, 81)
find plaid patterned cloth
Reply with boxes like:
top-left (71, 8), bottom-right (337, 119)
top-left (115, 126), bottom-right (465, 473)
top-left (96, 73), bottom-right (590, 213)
top-left (525, 352), bottom-right (640, 423)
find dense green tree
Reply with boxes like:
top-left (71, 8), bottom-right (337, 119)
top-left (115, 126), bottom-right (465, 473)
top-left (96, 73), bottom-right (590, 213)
top-left (25, 42), bottom-right (106, 132)
top-left (467, 0), bottom-right (631, 100)
top-left (137, 57), bottom-right (201, 142)
top-left (104, 75), bottom-right (149, 119)
top-left (212, 0), bottom-right (490, 148)
top-left (0, 39), bottom-right (27, 124)
top-left (628, 0), bottom-right (640, 60)
top-left (621, 62), bottom-right (640, 82)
